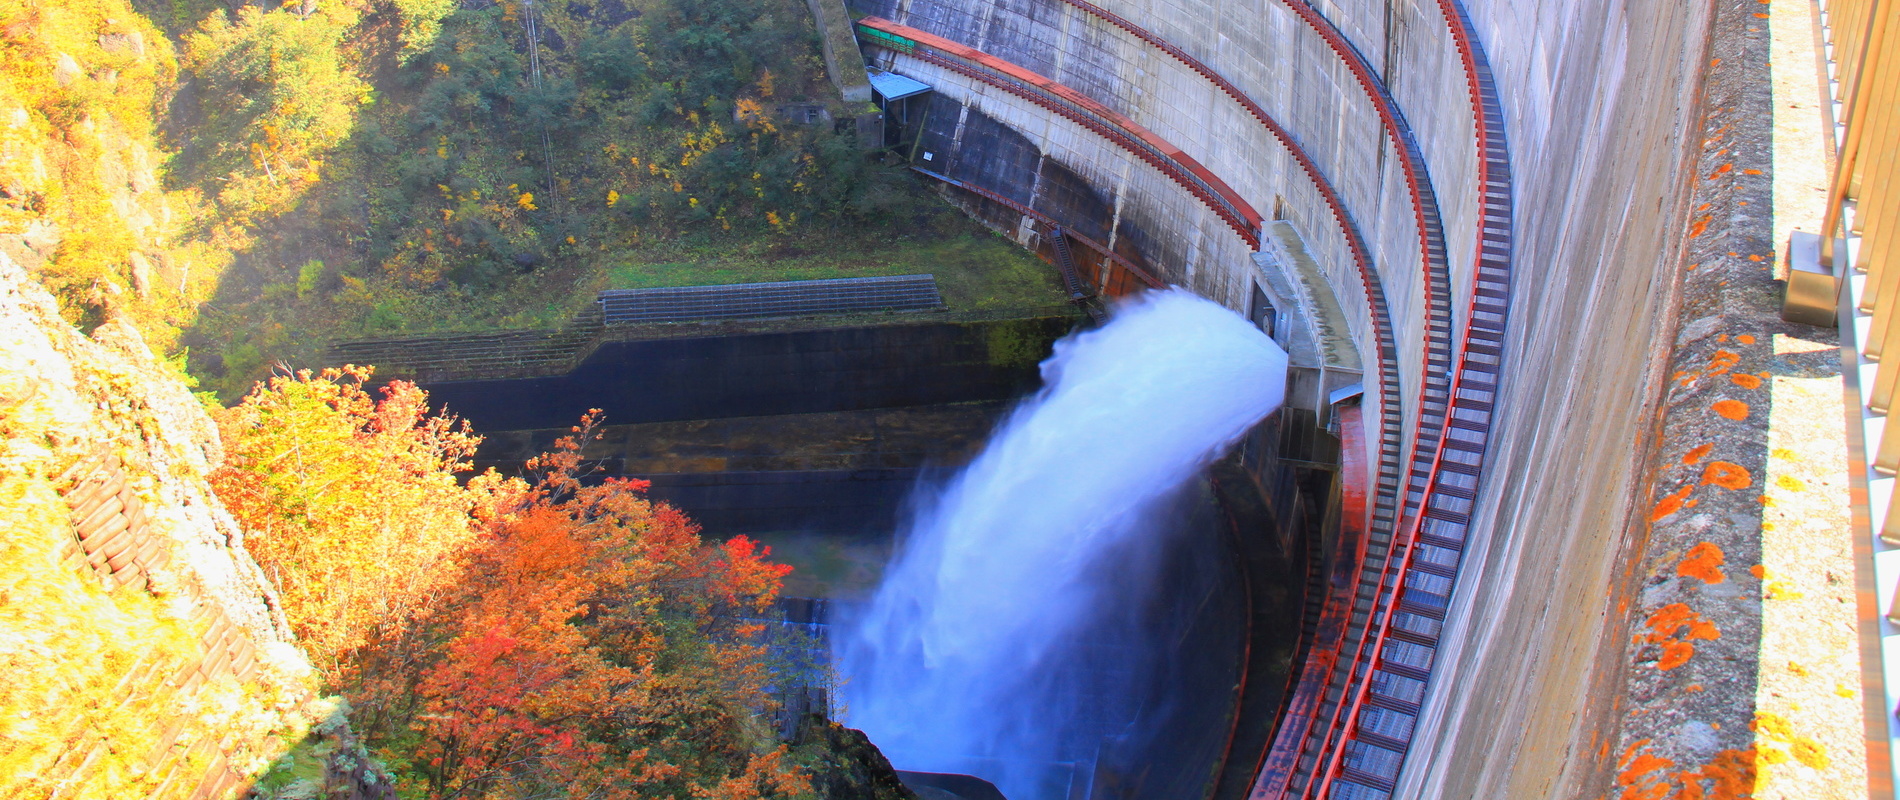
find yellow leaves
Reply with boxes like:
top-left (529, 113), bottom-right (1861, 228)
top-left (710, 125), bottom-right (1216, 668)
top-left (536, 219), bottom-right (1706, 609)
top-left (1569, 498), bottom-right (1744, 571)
top-left (605, 189), bottom-right (619, 208)
top-left (213, 368), bottom-right (485, 671)
top-left (516, 191), bottom-right (536, 211)
top-left (439, 208), bottom-right (453, 221)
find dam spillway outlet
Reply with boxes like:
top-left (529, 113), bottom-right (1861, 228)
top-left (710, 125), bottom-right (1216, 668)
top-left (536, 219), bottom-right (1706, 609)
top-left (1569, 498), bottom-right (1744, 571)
top-left (418, 297), bottom-right (1326, 799)
top-left (836, 291), bottom-right (1289, 800)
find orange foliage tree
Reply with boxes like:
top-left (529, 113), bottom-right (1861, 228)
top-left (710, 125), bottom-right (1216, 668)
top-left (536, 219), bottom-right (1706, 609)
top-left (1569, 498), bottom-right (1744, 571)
top-left (211, 366), bottom-right (488, 673)
top-left (214, 371), bottom-right (808, 799)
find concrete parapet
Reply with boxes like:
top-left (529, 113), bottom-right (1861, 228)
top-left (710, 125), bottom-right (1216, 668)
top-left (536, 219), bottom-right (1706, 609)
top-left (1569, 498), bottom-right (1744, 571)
top-left (805, 0), bottom-right (874, 102)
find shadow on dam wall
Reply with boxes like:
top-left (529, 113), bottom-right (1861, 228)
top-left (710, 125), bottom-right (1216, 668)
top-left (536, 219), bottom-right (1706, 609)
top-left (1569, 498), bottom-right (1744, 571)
top-left (420, 313), bottom-right (1328, 798)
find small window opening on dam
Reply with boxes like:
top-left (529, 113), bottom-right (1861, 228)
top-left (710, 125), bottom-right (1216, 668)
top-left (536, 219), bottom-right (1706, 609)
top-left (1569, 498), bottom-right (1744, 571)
top-left (398, 298), bottom-right (1344, 800)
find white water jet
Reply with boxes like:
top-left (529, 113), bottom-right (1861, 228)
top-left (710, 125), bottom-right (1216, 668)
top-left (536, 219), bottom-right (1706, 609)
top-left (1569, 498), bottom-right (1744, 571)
top-left (836, 289), bottom-right (1289, 799)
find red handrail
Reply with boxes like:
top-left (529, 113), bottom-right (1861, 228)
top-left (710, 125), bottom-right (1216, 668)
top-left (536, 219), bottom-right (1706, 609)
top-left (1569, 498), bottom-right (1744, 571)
top-left (1310, 0), bottom-right (1513, 794)
top-left (1249, 402), bottom-right (1372, 798)
top-left (858, 18), bottom-right (1264, 244)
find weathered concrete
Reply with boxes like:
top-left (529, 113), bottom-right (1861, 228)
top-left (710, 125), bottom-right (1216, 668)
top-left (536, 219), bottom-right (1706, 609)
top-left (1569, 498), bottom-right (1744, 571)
top-left (855, 0), bottom-right (1749, 795)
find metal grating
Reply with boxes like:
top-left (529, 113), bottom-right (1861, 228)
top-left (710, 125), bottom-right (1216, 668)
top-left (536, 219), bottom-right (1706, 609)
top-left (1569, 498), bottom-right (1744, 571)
top-left (596, 274), bottom-right (944, 324)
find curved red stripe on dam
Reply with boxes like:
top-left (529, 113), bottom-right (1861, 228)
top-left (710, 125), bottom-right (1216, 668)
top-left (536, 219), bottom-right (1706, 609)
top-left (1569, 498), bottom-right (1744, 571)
top-left (857, 17), bottom-right (1264, 235)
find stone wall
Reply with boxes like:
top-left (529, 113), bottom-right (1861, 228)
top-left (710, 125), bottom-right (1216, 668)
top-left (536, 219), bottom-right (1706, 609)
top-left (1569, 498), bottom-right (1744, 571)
top-left (0, 254), bottom-right (391, 800)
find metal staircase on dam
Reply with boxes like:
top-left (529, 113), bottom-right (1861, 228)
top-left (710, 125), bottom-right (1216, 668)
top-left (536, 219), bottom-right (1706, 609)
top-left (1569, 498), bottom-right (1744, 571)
top-left (848, 1), bottom-right (1520, 793)
top-left (1044, 226), bottom-right (1107, 323)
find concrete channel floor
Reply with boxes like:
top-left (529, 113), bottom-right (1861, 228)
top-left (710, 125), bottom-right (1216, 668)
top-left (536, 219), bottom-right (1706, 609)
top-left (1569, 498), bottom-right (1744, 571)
top-left (1599, 0), bottom-right (1863, 796)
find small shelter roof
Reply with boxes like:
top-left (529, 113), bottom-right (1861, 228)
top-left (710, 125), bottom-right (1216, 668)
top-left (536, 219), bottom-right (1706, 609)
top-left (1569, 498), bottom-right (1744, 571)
top-left (867, 69), bottom-right (932, 102)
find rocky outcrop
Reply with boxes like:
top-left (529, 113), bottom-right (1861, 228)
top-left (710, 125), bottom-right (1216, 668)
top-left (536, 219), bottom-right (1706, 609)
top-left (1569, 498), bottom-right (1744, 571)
top-left (795, 714), bottom-right (920, 799)
top-left (0, 251), bottom-right (386, 799)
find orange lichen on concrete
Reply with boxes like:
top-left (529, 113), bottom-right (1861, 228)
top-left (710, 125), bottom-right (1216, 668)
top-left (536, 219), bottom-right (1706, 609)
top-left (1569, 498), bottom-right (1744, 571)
top-left (1657, 641), bottom-right (1696, 670)
top-left (1700, 461), bottom-right (1752, 490)
top-left (1750, 564), bottom-right (1769, 579)
top-left (1773, 474), bottom-right (1805, 492)
top-left (1643, 603), bottom-right (1720, 670)
top-left (1611, 743), bottom-right (1759, 800)
top-left (1653, 484), bottom-right (1696, 520)
top-left (1621, 752), bottom-right (1675, 787)
top-left (1736, 334), bottom-right (1756, 344)
top-left (1712, 399), bottom-right (1750, 420)
top-left (1686, 683), bottom-right (1705, 692)
top-left (1647, 604), bottom-right (1699, 637)
top-left (1747, 254), bottom-right (1763, 262)
top-left (1711, 164), bottom-right (1735, 178)
top-left (1690, 216), bottom-right (1713, 237)
top-left (1677, 542), bottom-right (1727, 584)
top-left (1683, 444), bottom-right (1714, 464)
top-left (1729, 373), bottom-right (1762, 389)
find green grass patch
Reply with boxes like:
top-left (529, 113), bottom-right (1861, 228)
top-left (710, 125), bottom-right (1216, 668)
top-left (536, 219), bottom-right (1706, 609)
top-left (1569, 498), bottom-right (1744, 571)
top-left (602, 224), bottom-right (1067, 312)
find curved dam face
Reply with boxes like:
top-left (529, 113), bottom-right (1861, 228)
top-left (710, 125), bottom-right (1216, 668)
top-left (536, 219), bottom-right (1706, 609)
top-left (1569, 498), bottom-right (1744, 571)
top-left (846, 0), bottom-right (1712, 796)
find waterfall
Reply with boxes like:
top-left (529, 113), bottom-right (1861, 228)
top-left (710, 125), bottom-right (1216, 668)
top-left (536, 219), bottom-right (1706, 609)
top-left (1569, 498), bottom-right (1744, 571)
top-left (835, 289), bottom-right (1289, 799)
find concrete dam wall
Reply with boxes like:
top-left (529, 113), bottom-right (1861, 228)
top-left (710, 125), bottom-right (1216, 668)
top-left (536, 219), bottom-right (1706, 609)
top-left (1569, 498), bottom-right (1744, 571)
top-left (849, 0), bottom-right (1715, 795)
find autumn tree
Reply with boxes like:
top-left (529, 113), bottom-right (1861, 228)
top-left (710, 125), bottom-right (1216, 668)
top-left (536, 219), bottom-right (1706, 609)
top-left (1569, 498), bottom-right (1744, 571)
top-left (177, 4), bottom-right (369, 222)
top-left (211, 365), bottom-right (488, 673)
top-left (215, 372), bottom-right (811, 799)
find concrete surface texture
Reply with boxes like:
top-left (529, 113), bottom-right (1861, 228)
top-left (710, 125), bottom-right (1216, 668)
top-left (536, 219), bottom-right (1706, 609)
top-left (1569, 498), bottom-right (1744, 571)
top-left (1595, 0), bottom-right (1863, 797)
top-left (857, 0), bottom-right (1446, 470)
top-left (850, 0), bottom-right (1864, 794)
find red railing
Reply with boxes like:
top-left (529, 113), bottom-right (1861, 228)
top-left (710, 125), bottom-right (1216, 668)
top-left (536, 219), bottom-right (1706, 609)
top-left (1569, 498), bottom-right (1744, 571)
top-left (1052, 0), bottom-right (1451, 378)
top-left (853, 22), bottom-right (1411, 573)
top-left (1306, 0), bottom-right (1514, 795)
top-left (860, 6), bottom-right (1516, 793)
top-left (858, 17), bottom-right (1263, 246)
